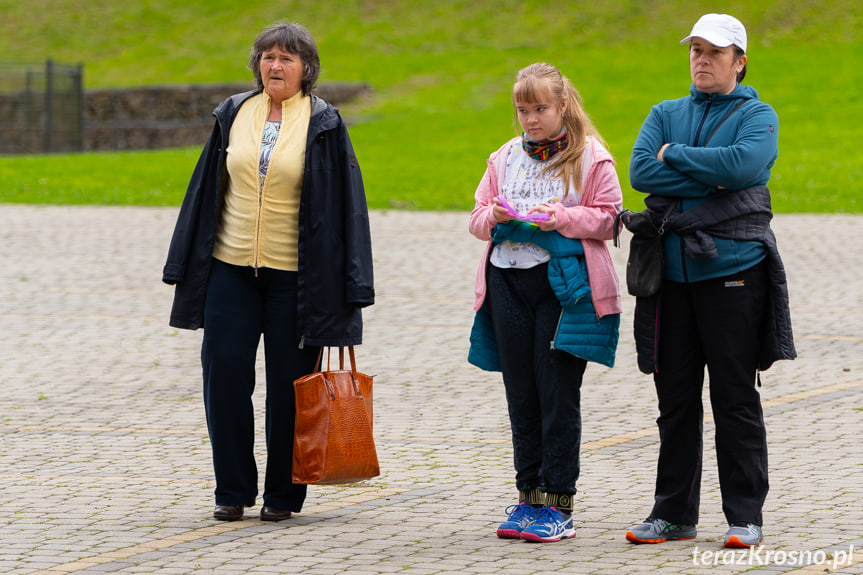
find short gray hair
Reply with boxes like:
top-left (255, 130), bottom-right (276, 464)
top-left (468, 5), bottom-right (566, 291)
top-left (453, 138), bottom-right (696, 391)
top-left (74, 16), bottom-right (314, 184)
top-left (248, 22), bottom-right (320, 95)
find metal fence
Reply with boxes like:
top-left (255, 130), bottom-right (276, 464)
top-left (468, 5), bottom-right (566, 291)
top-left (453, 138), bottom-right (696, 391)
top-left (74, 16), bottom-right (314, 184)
top-left (0, 60), bottom-right (84, 154)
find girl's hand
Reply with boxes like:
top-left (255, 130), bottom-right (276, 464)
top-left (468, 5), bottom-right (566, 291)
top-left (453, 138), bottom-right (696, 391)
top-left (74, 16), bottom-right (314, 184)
top-left (492, 197), bottom-right (514, 223)
top-left (530, 205), bottom-right (556, 231)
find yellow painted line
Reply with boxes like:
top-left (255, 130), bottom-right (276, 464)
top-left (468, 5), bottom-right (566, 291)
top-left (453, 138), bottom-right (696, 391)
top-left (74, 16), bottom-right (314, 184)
top-left (374, 295), bottom-right (473, 303)
top-left (0, 473), bottom-right (209, 484)
top-left (4, 381), bottom-right (862, 455)
top-left (371, 324), bottom-right (469, 330)
top-left (376, 435), bottom-right (509, 445)
top-left (797, 333), bottom-right (863, 343)
top-left (0, 423), bottom-right (203, 435)
top-left (30, 487), bottom-right (406, 575)
top-left (792, 306), bottom-right (863, 313)
top-left (0, 313), bottom-right (163, 322)
top-left (4, 287), bottom-right (159, 295)
top-left (582, 427), bottom-right (658, 450)
top-left (381, 378), bottom-right (863, 451)
top-left (584, 379), bottom-right (863, 451)
top-left (761, 379), bottom-right (863, 409)
top-left (12, 380), bottom-right (863, 573)
top-left (0, 313), bottom-right (470, 328)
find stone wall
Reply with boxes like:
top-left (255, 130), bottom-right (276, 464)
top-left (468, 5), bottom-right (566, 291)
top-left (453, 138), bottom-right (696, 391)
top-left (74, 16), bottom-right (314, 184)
top-left (83, 82), bottom-right (371, 151)
top-left (0, 82), bottom-right (371, 153)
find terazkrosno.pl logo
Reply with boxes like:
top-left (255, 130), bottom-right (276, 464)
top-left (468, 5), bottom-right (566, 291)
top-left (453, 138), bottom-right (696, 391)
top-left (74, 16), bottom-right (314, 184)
top-left (692, 544), bottom-right (855, 569)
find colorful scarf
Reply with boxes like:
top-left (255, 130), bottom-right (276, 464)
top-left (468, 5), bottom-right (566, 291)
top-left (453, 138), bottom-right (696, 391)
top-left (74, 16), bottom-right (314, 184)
top-left (522, 130), bottom-right (567, 161)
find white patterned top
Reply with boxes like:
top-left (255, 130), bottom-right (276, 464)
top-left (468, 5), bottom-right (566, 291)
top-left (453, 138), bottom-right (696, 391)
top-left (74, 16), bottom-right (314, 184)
top-left (490, 141), bottom-right (582, 269)
top-left (259, 120), bottom-right (281, 191)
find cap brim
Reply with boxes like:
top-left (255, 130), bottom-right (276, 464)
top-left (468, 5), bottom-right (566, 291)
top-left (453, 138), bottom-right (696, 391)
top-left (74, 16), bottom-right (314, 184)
top-left (679, 33), bottom-right (734, 48)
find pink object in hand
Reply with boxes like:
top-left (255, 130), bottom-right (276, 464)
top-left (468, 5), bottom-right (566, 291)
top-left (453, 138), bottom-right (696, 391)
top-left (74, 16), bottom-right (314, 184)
top-left (496, 195), bottom-right (551, 223)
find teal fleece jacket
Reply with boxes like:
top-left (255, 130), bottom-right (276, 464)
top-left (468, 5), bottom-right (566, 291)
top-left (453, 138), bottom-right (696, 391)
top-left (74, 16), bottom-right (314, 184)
top-left (629, 83), bottom-right (778, 283)
top-left (468, 222), bottom-right (620, 370)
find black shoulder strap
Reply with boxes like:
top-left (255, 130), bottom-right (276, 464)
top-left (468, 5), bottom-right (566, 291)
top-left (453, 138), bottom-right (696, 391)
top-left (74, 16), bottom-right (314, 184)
top-left (704, 99), bottom-right (749, 146)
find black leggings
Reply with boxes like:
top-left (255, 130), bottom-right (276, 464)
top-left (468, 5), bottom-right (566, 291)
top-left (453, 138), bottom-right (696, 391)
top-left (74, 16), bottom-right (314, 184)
top-left (486, 263), bottom-right (587, 502)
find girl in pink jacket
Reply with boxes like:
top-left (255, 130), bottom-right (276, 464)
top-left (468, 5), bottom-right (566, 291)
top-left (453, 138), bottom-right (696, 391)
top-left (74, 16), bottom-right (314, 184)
top-left (468, 62), bottom-right (622, 542)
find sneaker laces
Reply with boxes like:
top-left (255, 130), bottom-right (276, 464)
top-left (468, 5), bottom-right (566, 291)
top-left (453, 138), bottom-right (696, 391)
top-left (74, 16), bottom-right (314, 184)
top-left (646, 517), bottom-right (675, 533)
top-left (532, 507), bottom-right (554, 522)
top-left (730, 523), bottom-right (760, 535)
top-left (532, 506), bottom-right (569, 522)
top-left (504, 503), bottom-right (533, 521)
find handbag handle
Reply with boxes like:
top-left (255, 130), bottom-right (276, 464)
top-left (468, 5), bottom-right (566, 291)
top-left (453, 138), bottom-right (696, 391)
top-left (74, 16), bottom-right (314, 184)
top-left (313, 346), bottom-right (364, 397)
top-left (315, 346), bottom-right (359, 373)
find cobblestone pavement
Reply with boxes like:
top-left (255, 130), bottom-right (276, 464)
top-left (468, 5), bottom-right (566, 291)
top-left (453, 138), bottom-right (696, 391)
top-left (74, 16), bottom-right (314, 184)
top-left (1, 205), bottom-right (862, 574)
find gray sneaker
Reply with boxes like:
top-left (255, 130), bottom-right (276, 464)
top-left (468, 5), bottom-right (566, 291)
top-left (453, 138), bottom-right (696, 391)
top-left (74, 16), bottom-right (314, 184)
top-left (626, 518), bottom-right (697, 543)
top-left (724, 523), bottom-right (763, 548)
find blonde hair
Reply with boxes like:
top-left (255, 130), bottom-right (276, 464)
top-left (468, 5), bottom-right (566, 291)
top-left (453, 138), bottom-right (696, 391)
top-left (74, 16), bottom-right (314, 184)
top-left (512, 63), bottom-right (609, 194)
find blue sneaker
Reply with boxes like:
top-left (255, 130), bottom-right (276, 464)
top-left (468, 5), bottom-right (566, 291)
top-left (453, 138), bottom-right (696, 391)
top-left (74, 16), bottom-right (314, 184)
top-left (520, 506), bottom-right (576, 542)
top-left (496, 502), bottom-right (536, 539)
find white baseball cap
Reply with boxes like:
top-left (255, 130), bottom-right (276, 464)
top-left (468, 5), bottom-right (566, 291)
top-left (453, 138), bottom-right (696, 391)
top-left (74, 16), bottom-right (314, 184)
top-left (680, 13), bottom-right (747, 53)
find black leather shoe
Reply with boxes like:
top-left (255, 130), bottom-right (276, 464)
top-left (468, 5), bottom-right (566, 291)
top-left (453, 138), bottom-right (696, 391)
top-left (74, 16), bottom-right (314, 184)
top-left (260, 506), bottom-right (292, 521)
top-left (213, 505), bottom-right (244, 521)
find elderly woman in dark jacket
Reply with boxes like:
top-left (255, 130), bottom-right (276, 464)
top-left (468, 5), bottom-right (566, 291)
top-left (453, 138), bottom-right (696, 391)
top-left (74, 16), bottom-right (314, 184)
top-left (163, 22), bottom-right (374, 522)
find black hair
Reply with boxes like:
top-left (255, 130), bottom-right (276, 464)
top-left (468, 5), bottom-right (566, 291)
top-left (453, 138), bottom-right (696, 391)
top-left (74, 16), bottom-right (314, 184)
top-left (734, 46), bottom-right (747, 83)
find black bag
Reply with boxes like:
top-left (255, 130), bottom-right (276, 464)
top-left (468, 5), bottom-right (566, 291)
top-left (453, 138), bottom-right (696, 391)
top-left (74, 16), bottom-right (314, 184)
top-left (615, 203), bottom-right (674, 297)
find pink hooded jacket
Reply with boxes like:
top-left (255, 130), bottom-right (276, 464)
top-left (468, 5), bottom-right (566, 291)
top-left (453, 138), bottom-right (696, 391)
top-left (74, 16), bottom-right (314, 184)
top-left (469, 136), bottom-right (622, 317)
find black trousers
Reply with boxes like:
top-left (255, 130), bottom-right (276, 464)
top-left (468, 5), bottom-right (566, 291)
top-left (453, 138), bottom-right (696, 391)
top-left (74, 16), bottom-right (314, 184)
top-left (201, 260), bottom-right (319, 510)
top-left (486, 263), bottom-right (587, 502)
top-left (651, 261), bottom-right (769, 526)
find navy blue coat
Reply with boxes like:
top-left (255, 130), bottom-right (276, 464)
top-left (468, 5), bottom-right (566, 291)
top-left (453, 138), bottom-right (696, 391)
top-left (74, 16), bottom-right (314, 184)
top-left (162, 90), bottom-right (374, 347)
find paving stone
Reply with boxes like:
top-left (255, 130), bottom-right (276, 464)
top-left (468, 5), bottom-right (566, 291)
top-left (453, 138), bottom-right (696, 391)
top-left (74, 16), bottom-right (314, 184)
top-left (0, 206), bottom-right (862, 574)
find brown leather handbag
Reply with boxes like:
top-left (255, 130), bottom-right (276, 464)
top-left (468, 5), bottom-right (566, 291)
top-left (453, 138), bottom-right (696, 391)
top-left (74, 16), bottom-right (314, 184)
top-left (292, 346), bottom-right (380, 485)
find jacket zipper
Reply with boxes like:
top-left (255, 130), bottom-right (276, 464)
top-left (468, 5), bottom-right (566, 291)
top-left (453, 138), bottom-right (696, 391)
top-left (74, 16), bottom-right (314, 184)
top-left (254, 183), bottom-right (263, 277)
top-left (549, 309), bottom-right (565, 350)
top-left (693, 93), bottom-right (712, 146)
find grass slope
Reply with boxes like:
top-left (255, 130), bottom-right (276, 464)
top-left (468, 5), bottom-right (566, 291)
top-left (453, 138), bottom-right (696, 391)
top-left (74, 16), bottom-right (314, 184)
top-left (0, 0), bottom-right (861, 211)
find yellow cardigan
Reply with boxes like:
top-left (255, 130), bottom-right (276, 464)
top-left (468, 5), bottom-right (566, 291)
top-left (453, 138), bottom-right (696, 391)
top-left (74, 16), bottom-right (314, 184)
top-left (213, 91), bottom-right (310, 271)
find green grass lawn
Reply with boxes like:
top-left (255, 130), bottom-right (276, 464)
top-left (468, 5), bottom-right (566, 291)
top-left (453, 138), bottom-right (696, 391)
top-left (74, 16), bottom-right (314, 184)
top-left (0, 0), bottom-right (861, 212)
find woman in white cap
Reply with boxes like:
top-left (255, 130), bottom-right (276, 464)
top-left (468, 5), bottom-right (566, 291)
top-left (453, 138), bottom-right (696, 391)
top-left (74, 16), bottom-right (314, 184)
top-left (624, 14), bottom-right (795, 548)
